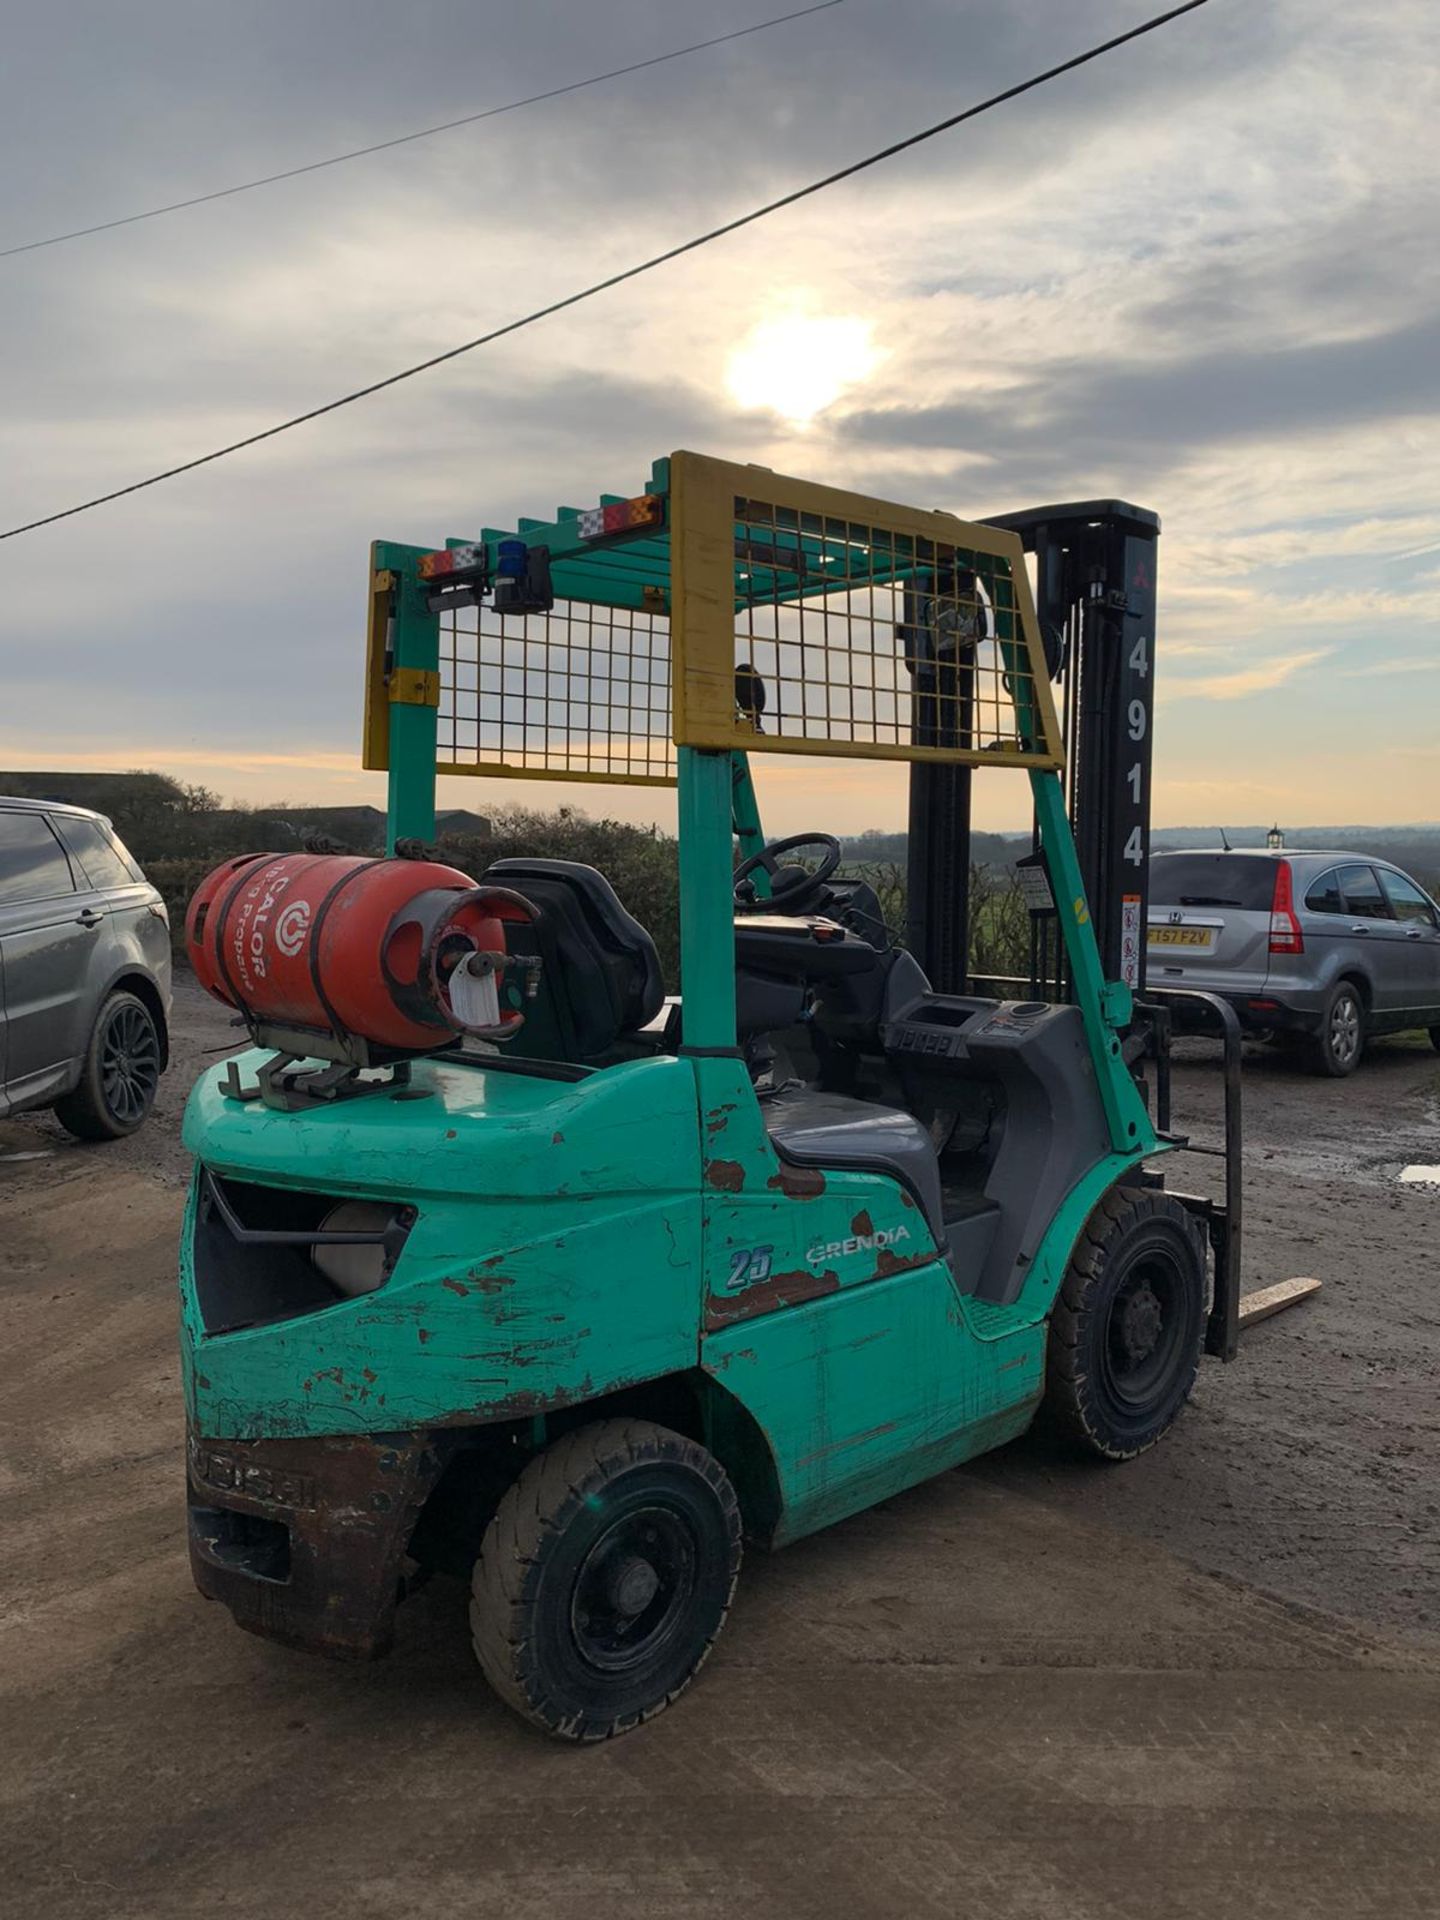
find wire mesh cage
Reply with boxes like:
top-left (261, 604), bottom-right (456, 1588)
top-left (671, 454), bottom-right (1063, 768)
top-left (367, 454), bottom-right (1062, 784)
top-left (435, 595), bottom-right (676, 786)
top-left (731, 492), bottom-right (1038, 757)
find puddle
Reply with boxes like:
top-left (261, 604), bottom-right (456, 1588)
top-left (1398, 1165), bottom-right (1440, 1189)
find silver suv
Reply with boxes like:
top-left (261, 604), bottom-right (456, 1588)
top-left (0, 799), bottom-right (172, 1137)
top-left (1148, 848), bottom-right (1440, 1076)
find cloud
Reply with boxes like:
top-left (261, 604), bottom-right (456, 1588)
top-left (1339, 657), bottom-right (1440, 678)
top-left (838, 311), bottom-right (1440, 474)
top-left (1163, 648), bottom-right (1334, 701)
top-left (1, 0), bottom-right (1437, 834)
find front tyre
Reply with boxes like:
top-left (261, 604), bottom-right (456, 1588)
top-left (1046, 1188), bottom-right (1207, 1462)
top-left (470, 1419), bottom-right (742, 1741)
top-left (54, 990), bottom-right (162, 1141)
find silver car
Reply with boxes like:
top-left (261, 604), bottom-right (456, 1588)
top-left (0, 798), bottom-right (172, 1136)
top-left (1147, 848), bottom-right (1440, 1076)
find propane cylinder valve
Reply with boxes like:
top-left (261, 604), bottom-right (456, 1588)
top-left (447, 947), bottom-right (543, 1036)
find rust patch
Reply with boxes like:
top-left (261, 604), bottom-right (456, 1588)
top-left (898, 1189), bottom-right (917, 1210)
top-left (706, 1266), bottom-right (839, 1328)
top-left (851, 1208), bottom-right (875, 1237)
top-left (873, 1248), bottom-right (934, 1280)
top-left (442, 1277), bottom-right (470, 1298)
top-left (705, 1101), bottom-right (739, 1138)
top-left (766, 1164), bottom-right (826, 1200)
top-left (417, 1328), bottom-right (432, 1344)
top-left (551, 1130), bottom-right (565, 1145)
top-left (428, 1368), bottom-right (604, 1425)
top-left (705, 1158), bottom-right (746, 1193)
top-left (467, 1265), bottom-right (516, 1294)
top-left (299, 1365), bottom-right (375, 1406)
top-left (444, 1128), bottom-right (457, 1140)
top-left (186, 1423), bottom-right (447, 1660)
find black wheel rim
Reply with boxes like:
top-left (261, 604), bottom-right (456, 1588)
top-left (1100, 1250), bottom-right (1188, 1413)
top-left (569, 1502), bottom-right (698, 1675)
top-left (100, 1003), bottom-right (160, 1125)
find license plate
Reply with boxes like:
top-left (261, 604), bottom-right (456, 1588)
top-left (1148, 926), bottom-right (1215, 951)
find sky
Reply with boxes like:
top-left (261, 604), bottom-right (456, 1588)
top-left (1, 0), bottom-right (1436, 837)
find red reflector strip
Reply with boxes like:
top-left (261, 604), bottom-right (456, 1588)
top-left (417, 543), bottom-right (483, 580)
top-left (577, 494), bottom-right (664, 539)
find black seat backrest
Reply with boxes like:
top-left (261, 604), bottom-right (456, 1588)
top-left (482, 858), bottom-right (664, 1062)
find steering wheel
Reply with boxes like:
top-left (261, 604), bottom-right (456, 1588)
top-left (733, 832), bottom-right (842, 914)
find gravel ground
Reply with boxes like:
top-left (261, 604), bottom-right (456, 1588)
top-left (2, 978), bottom-right (1438, 1917)
top-left (981, 1028), bottom-right (1440, 1637)
top-left (8, 977), bottom-right (1435, 1635)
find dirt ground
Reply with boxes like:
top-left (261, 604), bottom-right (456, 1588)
top-left (2, 977), bottom-right (1438, 1918)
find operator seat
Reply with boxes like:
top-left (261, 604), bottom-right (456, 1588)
top-left (482, 858), bottom-right (665, 1064)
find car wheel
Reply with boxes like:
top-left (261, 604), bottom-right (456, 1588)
top-left (471, 1419), bottom-right (742, 1741)
top-left (1311, 982), bottom-right (1365, 1077)
top-left (53, 990), bottom-right (163, 1140)
top-left (1045, 1187), bottom-right (1207, 1462)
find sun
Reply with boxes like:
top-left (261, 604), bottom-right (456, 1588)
top-left (725, 310), bottom-right (881, 426)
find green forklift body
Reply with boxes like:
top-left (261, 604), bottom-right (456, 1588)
top-left (183, 1041), bottom-right (1152, 1552)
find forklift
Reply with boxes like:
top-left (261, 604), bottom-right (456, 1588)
top-left (180, 453), bottom-right (1241, 1741)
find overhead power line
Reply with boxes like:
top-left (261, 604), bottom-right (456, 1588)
top-left (0, 1), bottom-right (847, 260)
top-left (0, 0), bottom-right (1211, 543)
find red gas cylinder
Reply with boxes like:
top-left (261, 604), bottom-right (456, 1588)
top-left (185, 853), bottom-right (536, 1051)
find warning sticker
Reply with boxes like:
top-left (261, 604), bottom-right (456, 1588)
top-left (1015, 858), bottom-right (1054, 914)
top-left (1121, 893), bottom-right (1142, 988)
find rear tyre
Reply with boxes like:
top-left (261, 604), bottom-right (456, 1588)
top-left (1310, 981), bottom-right (1365, 1077)
top-left (470, 1419), bottom-right (742, 1741)
top-left (53, 990), bottom-right (162, 1141)
top-left (1046, 1188), bottom-right (1207, 1462)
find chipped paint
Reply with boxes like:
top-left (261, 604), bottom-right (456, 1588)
top-left (874, 1247), bottom-right (932, 1280)
top-left (467, 1266), bottom-right (516, 1294)
top-left (706, 1266), bottom-right (840, 1329)
top-left (766, 1164), bottom-right (826, 1200)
